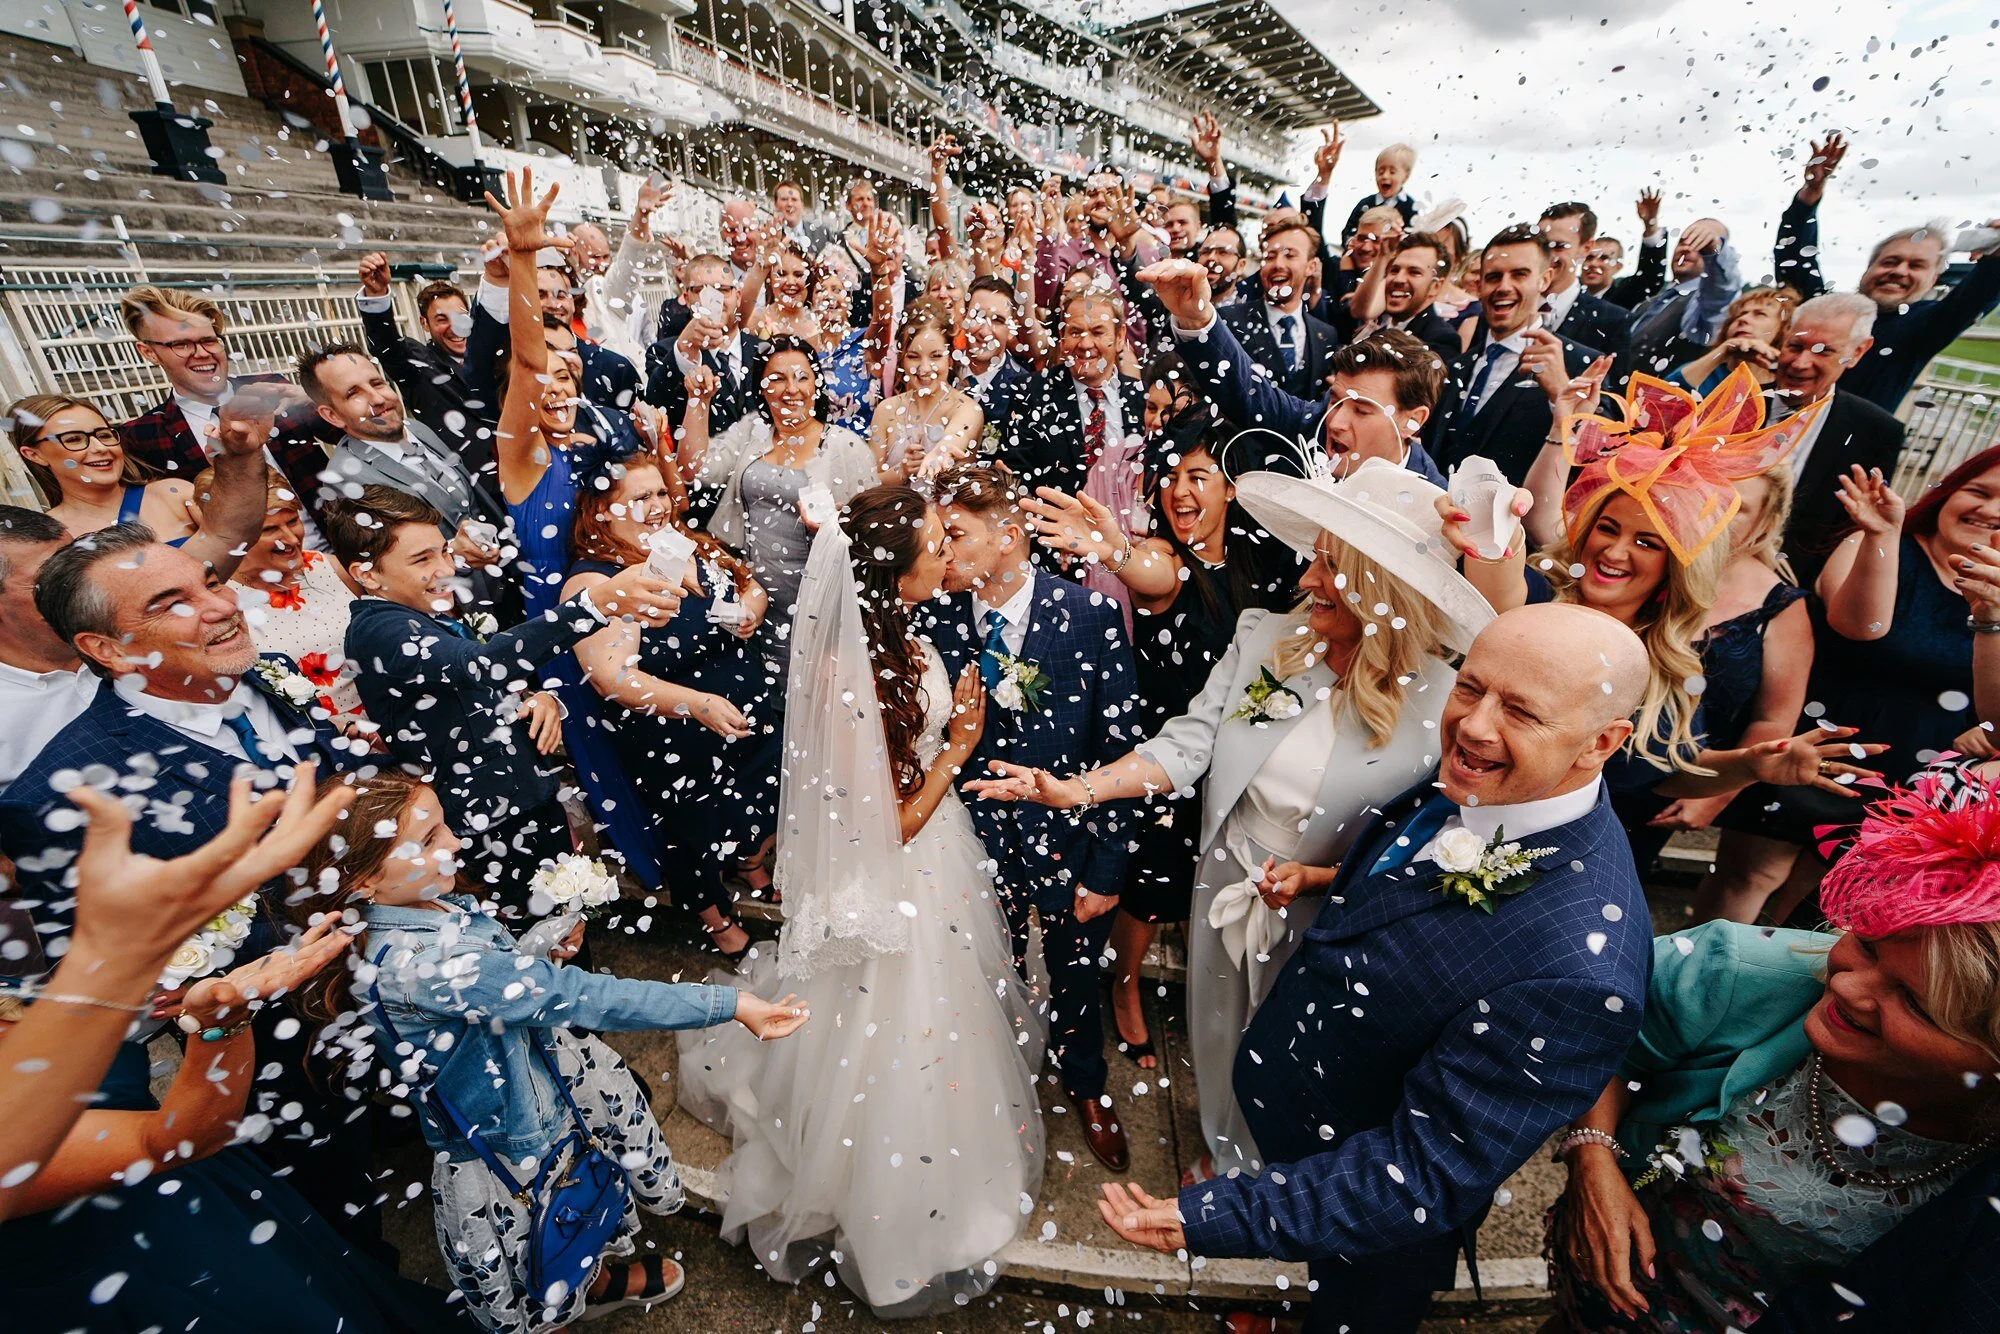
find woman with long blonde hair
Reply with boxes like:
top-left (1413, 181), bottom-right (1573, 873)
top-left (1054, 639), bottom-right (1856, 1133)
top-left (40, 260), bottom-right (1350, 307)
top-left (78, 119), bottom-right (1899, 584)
top-left (967, 460), bottom-right (1495, 1182)
top-left (5, 394), bottom-right (195, 540)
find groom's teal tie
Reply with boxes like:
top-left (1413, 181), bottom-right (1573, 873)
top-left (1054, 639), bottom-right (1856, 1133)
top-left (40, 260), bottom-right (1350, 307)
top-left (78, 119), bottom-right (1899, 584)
top-left (1371, 795), bottom-right (1457, 875)
top-left (979, 610), bottom-right (1007, 688)
top-left (225, 711), bottom-right (278, 770)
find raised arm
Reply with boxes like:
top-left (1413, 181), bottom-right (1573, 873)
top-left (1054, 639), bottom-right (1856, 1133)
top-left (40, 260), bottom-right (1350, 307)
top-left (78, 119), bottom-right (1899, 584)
top-left (181, 383), bottom-right (284, 578)
top-left (1958, 548), bottom-right (2000, 731)
top-left (1816, 465), bottom-right (1905, 641)
top-left (487, 168), bottom-right (564, 507)
top-left (1137, 258), bottom-right (1321, 444)
top-left (1775, 132), bottom-right (1844, 300)
top-left (926, 134), bottom-right (960, 263)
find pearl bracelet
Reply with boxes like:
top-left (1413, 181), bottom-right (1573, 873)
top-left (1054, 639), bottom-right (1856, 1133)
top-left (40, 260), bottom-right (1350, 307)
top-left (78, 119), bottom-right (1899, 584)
top-left (1552, 1127), bottom-right (1626, 1163)
top-left (1076, 773), bottom-right (1099, 807)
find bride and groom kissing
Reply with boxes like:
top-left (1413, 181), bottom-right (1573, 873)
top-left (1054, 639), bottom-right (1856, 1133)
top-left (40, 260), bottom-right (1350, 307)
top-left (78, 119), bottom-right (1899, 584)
top-left (677, 461), bottom-right (1140, 1315)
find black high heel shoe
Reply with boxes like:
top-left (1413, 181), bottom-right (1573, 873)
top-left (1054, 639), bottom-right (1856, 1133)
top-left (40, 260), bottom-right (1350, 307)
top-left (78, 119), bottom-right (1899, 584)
top-left (705, 918), bottom-right (753, 965)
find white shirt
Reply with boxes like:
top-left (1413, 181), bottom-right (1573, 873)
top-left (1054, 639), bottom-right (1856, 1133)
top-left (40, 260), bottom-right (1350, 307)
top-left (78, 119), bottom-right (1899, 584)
top-left (1777, 390), bottom-right (1836, 479)
top-left (0, 660), bottom-right (99, 791)
top-left (1071, 376), bottom-right (1126, 445)
top-left (973, 567), bottom-right (1036, 659)
top-left (175, 384), bottom-right (328, 551)
top-left (1413, 778), bottom-right (1604, 868)
top-left (1264, 300), bottom-right (1307, 368)
top-left (112, 675), bottom-right (304, 767)
top-left (1540, 280), bottom-right (1582, 335)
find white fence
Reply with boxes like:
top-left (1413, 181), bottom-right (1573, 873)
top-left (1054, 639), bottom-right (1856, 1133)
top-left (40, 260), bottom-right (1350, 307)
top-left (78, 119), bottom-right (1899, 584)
top-left (1893, 360), bottom-right (2000, 499)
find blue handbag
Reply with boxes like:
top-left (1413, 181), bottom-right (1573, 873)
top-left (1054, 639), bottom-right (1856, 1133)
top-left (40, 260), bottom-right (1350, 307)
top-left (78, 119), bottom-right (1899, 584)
top-left (369, 947), bottom-right (631, 1300)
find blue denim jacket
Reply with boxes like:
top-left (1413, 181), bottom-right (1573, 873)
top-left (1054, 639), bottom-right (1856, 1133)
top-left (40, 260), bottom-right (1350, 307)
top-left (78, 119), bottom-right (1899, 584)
top-left (361, 897), bottom-right (737, 1164)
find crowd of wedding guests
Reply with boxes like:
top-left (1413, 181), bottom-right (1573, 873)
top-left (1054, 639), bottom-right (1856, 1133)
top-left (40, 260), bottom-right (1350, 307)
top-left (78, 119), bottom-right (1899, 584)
top-left (0, 109), bottom-right (1998, 1334)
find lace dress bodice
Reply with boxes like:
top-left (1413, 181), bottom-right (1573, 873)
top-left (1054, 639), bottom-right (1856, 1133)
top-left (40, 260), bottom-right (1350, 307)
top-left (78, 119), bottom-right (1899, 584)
top-left (914, 640), bottom-right (953, 769)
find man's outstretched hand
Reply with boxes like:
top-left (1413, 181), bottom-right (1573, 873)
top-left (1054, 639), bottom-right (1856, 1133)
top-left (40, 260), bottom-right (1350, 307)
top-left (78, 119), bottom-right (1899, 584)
top-left (1135, 258), bottom-right (1215, 328)
top-left (1099, 1182), bottom-right (1187, 1254)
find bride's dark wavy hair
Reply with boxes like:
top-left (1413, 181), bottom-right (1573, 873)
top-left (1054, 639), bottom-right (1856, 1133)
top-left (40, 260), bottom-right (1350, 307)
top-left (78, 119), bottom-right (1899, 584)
top-left (842, 483), bottom-right (931, 797)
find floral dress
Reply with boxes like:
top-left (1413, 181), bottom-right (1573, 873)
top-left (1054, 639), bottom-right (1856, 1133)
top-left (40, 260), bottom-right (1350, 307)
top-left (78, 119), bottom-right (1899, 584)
top-left (1550, 1059), bottom-right (1979, 1332)
top-left (239, 550), bottom-right (362, 713)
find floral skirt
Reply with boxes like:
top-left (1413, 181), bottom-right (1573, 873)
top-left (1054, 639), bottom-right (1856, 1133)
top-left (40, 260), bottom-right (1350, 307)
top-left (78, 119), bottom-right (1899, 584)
top-left (430, 1032), bottom-right (681, 1334)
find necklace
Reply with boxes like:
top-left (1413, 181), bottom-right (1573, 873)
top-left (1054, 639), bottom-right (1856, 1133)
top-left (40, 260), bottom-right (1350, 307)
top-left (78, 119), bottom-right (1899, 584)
top-left (1805, 1053), bottom-right (1994, 1190)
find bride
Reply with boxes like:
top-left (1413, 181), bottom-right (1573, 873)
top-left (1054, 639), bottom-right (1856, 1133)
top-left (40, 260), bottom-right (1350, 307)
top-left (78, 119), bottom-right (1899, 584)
top-left (678, 483), bottom-right (1046, 1315)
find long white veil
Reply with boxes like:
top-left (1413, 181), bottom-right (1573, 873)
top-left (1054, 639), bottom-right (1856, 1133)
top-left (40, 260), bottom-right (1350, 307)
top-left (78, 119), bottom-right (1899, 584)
top-left (772, 518), bottom-right (912, 979)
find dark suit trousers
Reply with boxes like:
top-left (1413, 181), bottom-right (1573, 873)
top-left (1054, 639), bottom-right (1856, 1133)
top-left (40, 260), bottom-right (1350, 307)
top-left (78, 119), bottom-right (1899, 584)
top-left (995, 879), bottom-right (1113, 1104)
top-left (1303, 1231), bottom-right (1462, 1334)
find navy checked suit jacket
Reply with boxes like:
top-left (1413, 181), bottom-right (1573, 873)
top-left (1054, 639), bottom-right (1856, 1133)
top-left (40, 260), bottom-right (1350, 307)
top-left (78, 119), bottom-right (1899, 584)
top-left (1178, 776), bottom-right (1650, 1264)
top-left (0, 655), bottom-right (358, 966)
top-left (923, 576), bottom-right (1143, 915)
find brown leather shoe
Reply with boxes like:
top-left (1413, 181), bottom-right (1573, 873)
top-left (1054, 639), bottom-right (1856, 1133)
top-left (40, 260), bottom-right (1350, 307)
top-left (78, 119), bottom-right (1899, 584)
top-left (1077, 1095), bottom-right (1130, 1172)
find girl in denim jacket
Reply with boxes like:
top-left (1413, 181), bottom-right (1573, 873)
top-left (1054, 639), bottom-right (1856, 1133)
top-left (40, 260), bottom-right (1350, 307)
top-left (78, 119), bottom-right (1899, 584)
top-left (290, 772), bottom-right (806, 1332)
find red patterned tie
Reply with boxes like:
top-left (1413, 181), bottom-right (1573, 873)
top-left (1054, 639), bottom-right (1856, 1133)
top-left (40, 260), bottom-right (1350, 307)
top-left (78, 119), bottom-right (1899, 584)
top-left (1083, 386), bottom-right (1107, 469)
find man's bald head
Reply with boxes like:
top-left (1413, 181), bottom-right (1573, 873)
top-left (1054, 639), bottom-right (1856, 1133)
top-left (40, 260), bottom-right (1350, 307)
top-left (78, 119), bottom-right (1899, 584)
top-left (1438, 603), bottom-right (1647, 807)
top-left (569, 222), bottom-right (611, 278)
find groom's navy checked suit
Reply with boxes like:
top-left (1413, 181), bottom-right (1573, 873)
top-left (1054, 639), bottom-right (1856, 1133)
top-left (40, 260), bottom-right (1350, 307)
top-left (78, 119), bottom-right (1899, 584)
top-left (924, 572), bottom-right (1142, 1103)
top-left (1180, 776), bottom-right (1651, 1332)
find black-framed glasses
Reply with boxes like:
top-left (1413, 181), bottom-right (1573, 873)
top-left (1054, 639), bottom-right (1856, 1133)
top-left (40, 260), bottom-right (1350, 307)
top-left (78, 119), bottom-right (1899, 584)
top-left (32, 426), bottom-right (122, 453)
top-left (139, 335), bottom-right (224, 358)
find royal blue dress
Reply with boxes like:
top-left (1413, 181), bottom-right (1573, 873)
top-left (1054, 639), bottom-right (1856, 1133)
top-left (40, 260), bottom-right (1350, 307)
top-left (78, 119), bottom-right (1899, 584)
top-left (0, 1043), bottom-right (464, 1332)
top-left (507, 445), bottom-right (576, 619)
top-left (820, 327), bottom-right (879, 436)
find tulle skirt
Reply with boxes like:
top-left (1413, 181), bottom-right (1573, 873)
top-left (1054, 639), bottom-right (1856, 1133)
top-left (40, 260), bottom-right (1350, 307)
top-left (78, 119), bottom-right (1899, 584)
top-left (677, 790), bottom-right (1047, 1316)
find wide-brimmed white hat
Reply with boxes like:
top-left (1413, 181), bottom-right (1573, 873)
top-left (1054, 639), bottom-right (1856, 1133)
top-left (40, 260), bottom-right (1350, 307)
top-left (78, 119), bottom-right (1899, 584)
top-left (1233, 458), bottom-right (1495, 652)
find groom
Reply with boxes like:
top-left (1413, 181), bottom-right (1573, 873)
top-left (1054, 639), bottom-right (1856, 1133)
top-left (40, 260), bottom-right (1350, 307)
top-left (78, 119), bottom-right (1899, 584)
top-left (927, 462), bottom-right (1143, 1171)
top-left (1097, 603), bottom-right (1657, 1331)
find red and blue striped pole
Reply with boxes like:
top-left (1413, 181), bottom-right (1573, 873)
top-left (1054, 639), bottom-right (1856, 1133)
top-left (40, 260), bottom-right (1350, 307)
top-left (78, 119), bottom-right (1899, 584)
top-left (311, 0), bottom-right (360, 143)
top-left (121, 0), bottom-right (173, 108)
top-left (440, 0), bottom-right (484, 161)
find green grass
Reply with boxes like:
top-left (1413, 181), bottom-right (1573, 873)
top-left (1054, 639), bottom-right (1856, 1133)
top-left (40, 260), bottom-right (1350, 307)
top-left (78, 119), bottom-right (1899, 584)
top-left (1943, 336), bottom-right (2000, 368)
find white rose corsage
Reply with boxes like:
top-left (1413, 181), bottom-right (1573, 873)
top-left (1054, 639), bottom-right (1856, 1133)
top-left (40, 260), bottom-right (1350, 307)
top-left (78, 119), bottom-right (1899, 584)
top-left (528, 852), bottom-right (620, 919)
top-left (1428, 826), bottom-right (1559, 913)
top-left (988, 653), bottom-right (1050, 713)
top-left (248, 659), bottom-right (320, 712)
top-left (159, 894), bottom-right (257, 989)
top-left (462, 611), bottom-right (499, 641)
top-left (1227, 667), bottom-right (1304, 724)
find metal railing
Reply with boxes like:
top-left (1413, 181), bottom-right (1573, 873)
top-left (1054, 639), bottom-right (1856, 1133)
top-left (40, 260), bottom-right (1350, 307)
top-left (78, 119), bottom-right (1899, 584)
top-left (673, 36), bottom-right (926, 181)
top-left (1894, 372), bottom-right (2000, 499)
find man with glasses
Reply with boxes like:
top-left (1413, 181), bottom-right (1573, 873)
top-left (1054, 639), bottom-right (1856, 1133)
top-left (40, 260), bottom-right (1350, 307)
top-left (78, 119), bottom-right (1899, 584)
top-left (1533, 203), bottom-right (1628, 365)
top-left (1139, 255), bottom-right (1447, 485)
top-left (115, 286), bottom-right (336, 528)
top-left (647, 252), bottom-right (757, 433)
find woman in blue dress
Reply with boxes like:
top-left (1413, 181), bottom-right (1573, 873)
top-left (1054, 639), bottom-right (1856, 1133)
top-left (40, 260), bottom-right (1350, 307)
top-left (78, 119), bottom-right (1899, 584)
top-left (560, 447), bottom-right (781, 962)
top-left (6, 393), bottom-right (197, 540)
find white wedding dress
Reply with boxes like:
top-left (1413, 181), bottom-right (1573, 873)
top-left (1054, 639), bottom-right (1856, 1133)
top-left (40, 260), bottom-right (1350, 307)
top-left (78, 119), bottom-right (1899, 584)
top-left (678, 525), bottom-right (1046, 1317)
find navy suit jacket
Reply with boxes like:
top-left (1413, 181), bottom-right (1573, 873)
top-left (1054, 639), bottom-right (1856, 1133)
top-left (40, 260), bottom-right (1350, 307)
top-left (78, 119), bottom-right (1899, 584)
top-left (1000, 368), bottom-right (1153, 497)
top-left (1428, 332), bottom-right (1599, 484)
top-left (1782, 389), bottom-right (1906, 584)
top-left (1174, 315), bottom-right (1446, 484)
top-left (1179, 777), bottom-right (1650, 1264)
top-left (1551, 289), bottom-right (1633, 364)
top-left (965, 354), bottom-right (1029, 438)
top-left (923, 576), bottom-right (1142, 914)
top-left (0, 656), bottom-right (358, 962)
top-left (345, 596), bottom-right (602, 833)
top-left (1221, 298), bottom-right (1337, 401)
top-left (1603, 235), bottom-right (1669, 311)
top-left (645, 332), bottom-right (759, 436)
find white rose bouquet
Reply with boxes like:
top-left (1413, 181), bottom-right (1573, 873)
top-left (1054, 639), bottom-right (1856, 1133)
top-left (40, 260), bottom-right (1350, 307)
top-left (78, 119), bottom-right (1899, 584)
top-left (1428, 826), bottom-right (1559, 913)
top-left (159, 894), bottom-right (258, 989)
top-left (528, 852), bottom-right (620, 919)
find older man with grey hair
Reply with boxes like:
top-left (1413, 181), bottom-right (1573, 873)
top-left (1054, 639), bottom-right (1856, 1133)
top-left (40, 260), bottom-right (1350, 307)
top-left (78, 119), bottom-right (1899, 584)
top-left (1773, 130), bottom-right (2000, 411)
top-left (1770, 290), bottom-right (1908, 581)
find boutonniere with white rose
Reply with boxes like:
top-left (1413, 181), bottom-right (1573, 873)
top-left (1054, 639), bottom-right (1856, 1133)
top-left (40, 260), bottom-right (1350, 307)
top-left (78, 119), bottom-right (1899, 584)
top-left (1428, 826), bottom-right (1559, 913)
top-left (159, 894), bottom-right (257, 989)
top-left (462, 611), bottom-right (499, 641)
top-left (989, 653), bottom-right (1050, 713)
top-left (1227, 667), bottom-right (1304, 724)
top-left (248, 659), bottom-right (320, 712)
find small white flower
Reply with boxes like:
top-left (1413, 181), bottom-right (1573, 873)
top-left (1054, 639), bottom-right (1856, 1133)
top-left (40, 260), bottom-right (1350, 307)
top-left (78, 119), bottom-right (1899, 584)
top-left (161, 938), bottom-right (214, 987)
top-left (1432, 827), bottom-right (1489, 874)
top-left (1260, 692), bottom-right (1303, 721)
top-left (992, 678), bottom-right (1026, 711)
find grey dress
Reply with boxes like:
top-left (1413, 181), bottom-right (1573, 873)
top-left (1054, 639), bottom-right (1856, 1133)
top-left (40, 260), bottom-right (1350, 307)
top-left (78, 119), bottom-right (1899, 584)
top-left (739, 458), bottom-right (813, 662)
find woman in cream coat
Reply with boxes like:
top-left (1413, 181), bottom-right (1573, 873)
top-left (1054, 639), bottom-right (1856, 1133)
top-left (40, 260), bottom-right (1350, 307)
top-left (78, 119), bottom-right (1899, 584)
top-left (969, 460), bottom-right (1494, 1180)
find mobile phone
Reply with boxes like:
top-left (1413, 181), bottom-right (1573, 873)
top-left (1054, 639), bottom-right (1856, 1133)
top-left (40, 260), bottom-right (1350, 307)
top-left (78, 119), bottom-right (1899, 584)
top-left (697, 286), bottom-right (726, 324)
top-left (799, 484), bottom-right (836, 528)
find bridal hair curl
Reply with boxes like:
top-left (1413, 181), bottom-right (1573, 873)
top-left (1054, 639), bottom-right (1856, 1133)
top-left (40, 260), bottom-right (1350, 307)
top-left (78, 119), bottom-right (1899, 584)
top-left (842, 484), bottom-right (931, 796)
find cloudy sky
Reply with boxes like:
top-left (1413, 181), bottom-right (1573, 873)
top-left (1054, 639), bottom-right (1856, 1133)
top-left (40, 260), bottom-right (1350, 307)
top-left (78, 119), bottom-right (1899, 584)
top-left (1255, 0), bottom-right (1998, 282)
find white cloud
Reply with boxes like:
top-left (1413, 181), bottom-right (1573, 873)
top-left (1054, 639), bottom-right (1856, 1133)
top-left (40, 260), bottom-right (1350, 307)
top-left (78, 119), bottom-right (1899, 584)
top-left (1270, 0), bottom-right (1997, 282)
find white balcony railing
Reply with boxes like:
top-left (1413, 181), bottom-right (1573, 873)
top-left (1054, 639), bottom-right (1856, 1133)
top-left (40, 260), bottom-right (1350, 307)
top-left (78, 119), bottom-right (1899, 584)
top-left (989, 40), bottom-right (1125, 120)
top-left (674, 37), bottom-right (926, 180)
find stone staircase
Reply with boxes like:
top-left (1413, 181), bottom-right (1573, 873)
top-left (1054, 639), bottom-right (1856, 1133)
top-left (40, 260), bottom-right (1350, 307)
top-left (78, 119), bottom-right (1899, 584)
top-left (0, 32), bottom-right (494, 267)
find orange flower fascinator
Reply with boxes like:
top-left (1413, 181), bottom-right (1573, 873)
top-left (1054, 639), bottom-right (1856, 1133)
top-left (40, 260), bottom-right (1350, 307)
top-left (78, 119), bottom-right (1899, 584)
top-left (1559, 364), bottom-right (1829, 564)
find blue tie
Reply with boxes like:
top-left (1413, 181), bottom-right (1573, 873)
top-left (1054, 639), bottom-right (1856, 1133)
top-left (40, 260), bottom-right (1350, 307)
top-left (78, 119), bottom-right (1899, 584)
top-left (1276, 314), bottom-right (1300, 372)
top-left (225, 711), bottom-right (277, 770)
top-left (438, 617), bottom-right (475, 640)
top-left (979, 609), bottom-right (1008, 688)
top-left (1370, 794), bottom-right (1459, 876)
top-left (1463, 341), bottom-right (1509, 416)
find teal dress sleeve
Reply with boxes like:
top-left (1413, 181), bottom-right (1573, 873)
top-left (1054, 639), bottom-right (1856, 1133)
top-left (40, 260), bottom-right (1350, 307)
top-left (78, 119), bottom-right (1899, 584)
top-left (1617, 920), bottom-right (1830, 1156)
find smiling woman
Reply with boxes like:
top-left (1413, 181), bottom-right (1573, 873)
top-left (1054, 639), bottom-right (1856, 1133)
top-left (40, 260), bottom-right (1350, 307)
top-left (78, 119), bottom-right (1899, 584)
top-left (5, 395), bottom-right (196, 542)
top-left (1546, 769), bottom-right (2000, 1334)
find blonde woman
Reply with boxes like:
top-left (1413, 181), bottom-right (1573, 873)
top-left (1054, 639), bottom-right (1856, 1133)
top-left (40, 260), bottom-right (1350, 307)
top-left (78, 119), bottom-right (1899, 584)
top-left (969, 460), bottom-right (1494, 1181)
top-left (1668, 285), bottom-right (1801, 395)
top-left (869, 305), bottom-right (985, 482)
top-left (6, 395), bottom-right (195, 540)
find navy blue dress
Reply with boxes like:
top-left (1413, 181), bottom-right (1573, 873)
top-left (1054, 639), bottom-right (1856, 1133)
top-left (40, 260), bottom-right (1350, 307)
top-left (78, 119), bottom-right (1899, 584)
top-left (571, 558), bottom-right (783, 912)
top-left (0, 1044), bottom-right (464, 1333)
